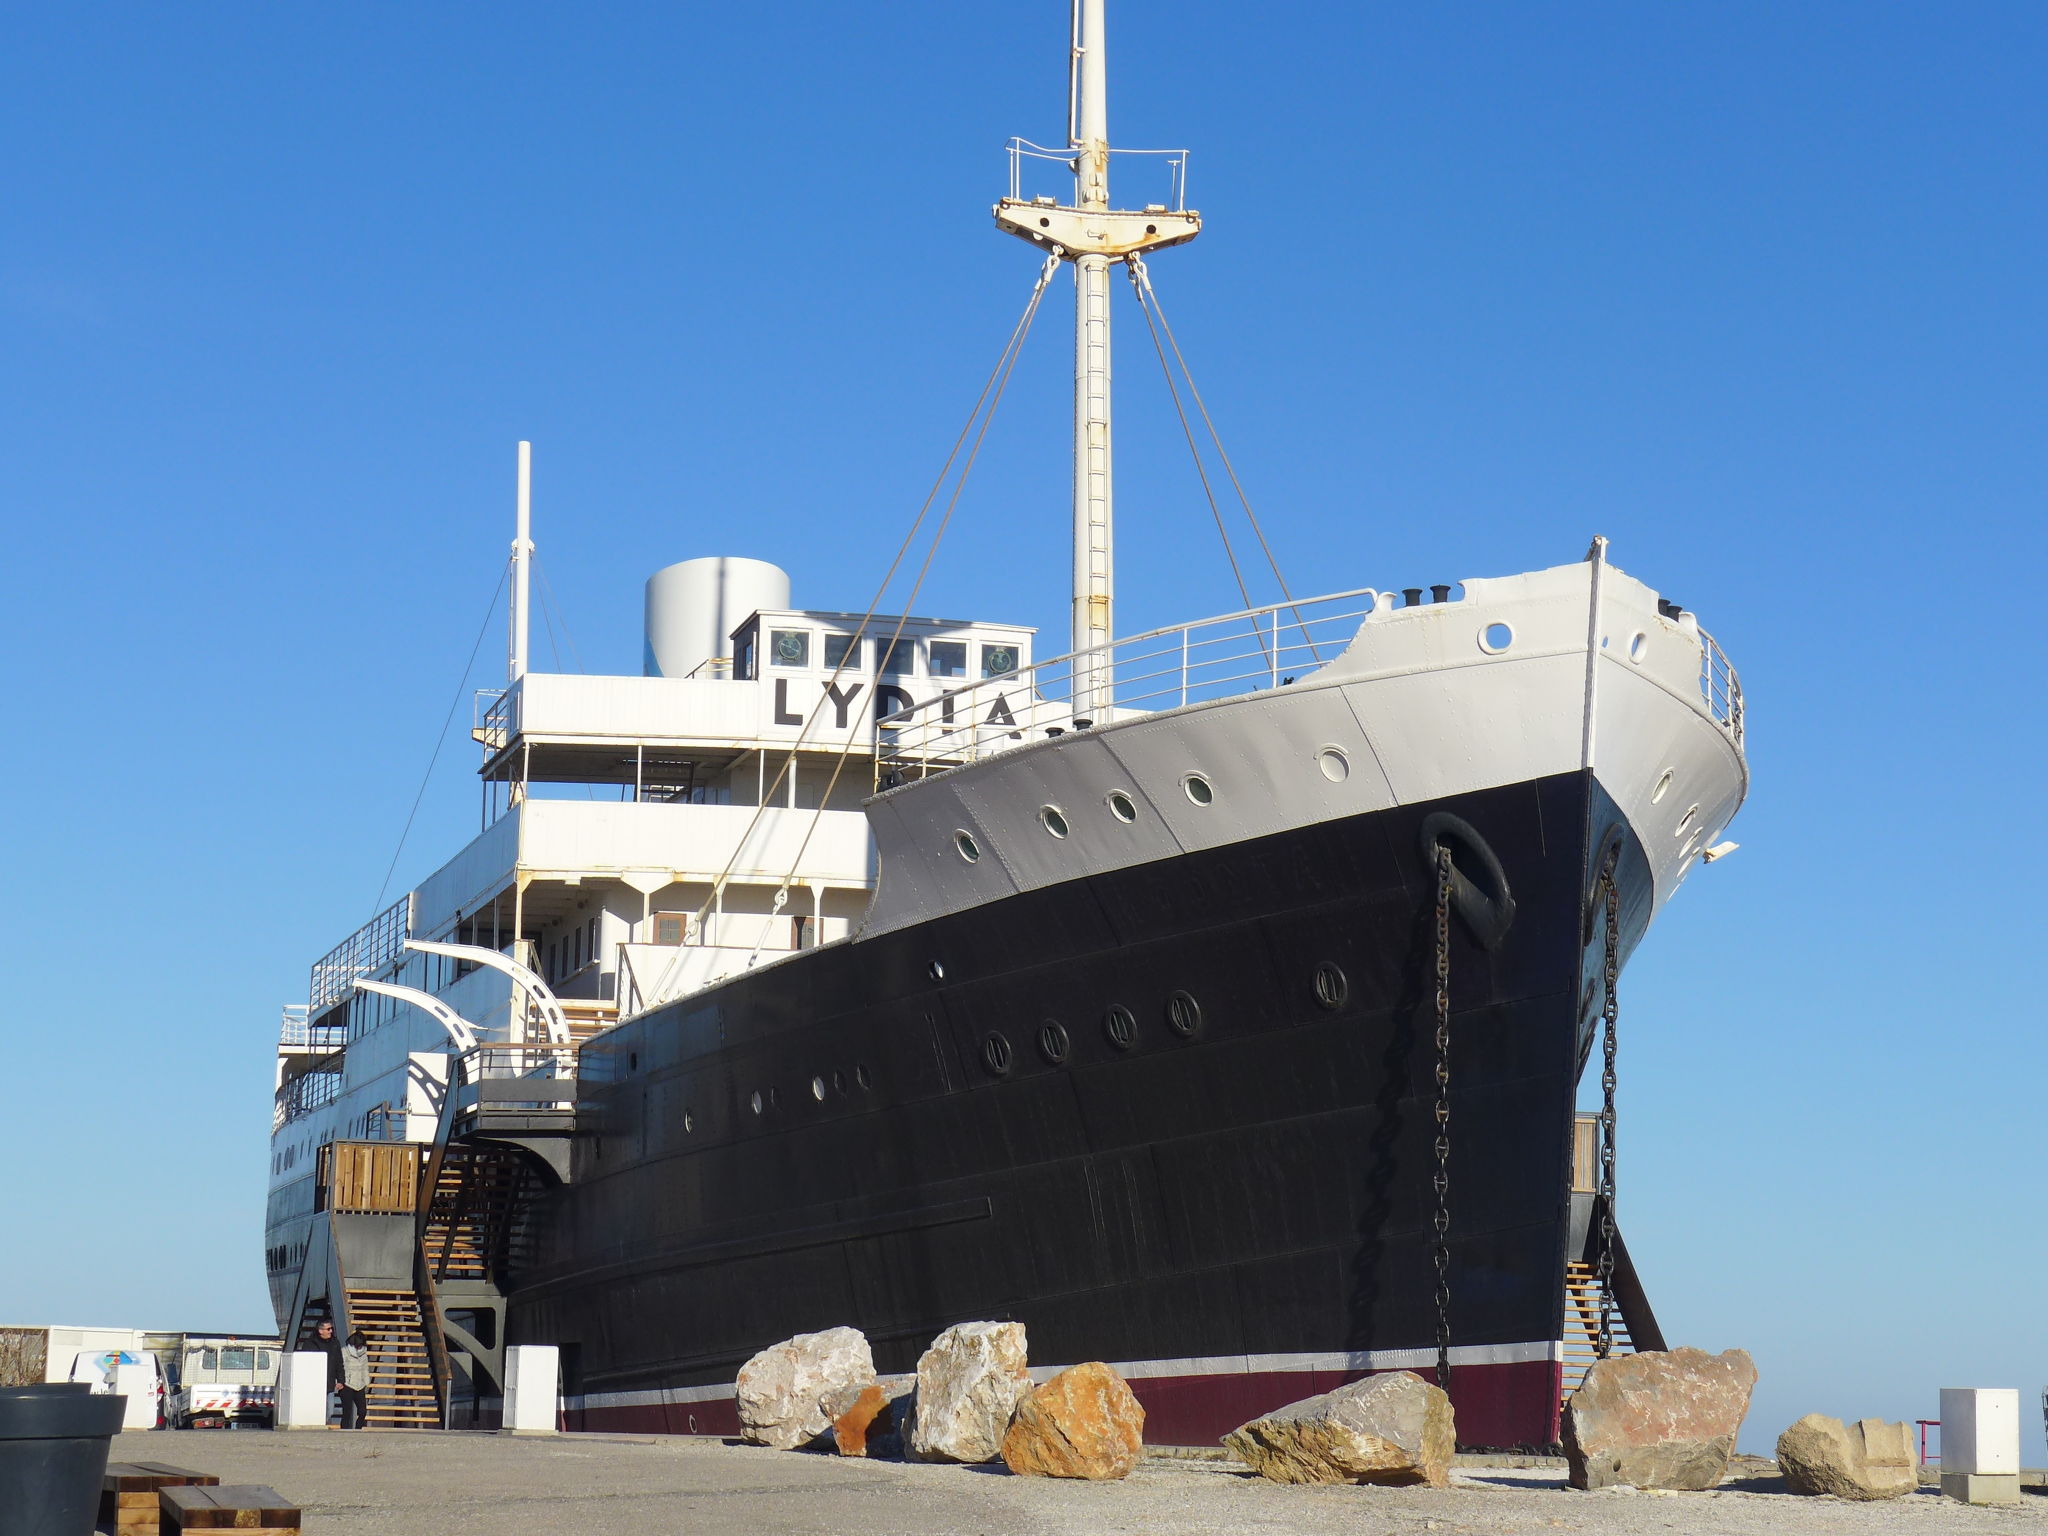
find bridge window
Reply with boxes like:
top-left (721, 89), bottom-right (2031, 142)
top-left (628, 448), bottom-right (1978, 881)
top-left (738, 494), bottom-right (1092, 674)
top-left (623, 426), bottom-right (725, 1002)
top-left (981, 643), bottom-right (1019, 678)
top-left (879, 637), bottom-right (917, 676)
top-left (769, 629), bottom-right (811, 668)
top-left (928, 640), bottom-right (967, 678)
top-left (824, 633), bottom-right (863, 670)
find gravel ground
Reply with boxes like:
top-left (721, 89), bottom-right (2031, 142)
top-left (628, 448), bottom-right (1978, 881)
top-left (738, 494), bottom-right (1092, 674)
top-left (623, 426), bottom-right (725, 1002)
top-left (103, 1429), bottom-right (2048, 1536)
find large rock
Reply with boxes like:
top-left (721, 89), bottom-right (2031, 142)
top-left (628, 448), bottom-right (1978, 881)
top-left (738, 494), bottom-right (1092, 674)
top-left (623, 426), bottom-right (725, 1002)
top-left (1564, 1346), bottom-right (1757, 1491)
top-left (1224, 1371), bottom-right (1455, 1488)
top-left (1000, 1362), bottom-right (1146, 1480)
top-left (826, 1380), bottom-right (910, 1458)
top-left (735, 1326), bottom-right (876, 1450)
top-left (1777, 1415), bottom-right (1918, 1500)
top-left (904, 1321), bottom-right (1031, 1463)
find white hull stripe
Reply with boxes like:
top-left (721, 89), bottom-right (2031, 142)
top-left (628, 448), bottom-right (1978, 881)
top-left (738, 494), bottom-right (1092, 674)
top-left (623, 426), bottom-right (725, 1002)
top-left (569, 1341), bottom-right (1560, 1412)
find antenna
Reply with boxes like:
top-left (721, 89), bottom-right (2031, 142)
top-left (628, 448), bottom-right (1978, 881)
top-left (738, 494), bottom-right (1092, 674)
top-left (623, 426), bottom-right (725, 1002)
top-left (510, 441), bottom-right (532, 682)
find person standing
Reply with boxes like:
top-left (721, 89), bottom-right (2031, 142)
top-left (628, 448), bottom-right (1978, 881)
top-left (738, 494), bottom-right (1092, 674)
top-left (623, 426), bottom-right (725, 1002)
top-left (338, 1332), bottom-right (371, 1430)
top-left (308, 1319), bottom-right (344, 1425)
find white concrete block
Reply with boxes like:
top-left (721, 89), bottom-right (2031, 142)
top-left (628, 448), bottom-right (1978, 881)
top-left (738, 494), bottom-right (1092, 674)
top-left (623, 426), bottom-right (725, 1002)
top-left (276, 1351), bottom-right (330, 1430)
top-left (113, 1363), bottom-right (156, 1429)
top-left (1939, 1387), bottom-right (2019, 1475)
top-left (503, 1345), bottom-right (559, 1436)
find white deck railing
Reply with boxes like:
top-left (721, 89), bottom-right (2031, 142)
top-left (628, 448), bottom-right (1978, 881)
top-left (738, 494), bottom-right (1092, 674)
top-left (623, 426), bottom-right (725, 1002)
top-left (1698, 626), bottom-right (1745, 747)
top-left (877, 589), bottom-right (1385, 783)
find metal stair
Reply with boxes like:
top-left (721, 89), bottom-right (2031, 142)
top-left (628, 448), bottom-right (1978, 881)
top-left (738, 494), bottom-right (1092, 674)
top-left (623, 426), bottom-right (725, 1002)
top-left (343, 1287), bottom-right (442, 1429)
top-left (423, 1144), bottom-right (536, 1285)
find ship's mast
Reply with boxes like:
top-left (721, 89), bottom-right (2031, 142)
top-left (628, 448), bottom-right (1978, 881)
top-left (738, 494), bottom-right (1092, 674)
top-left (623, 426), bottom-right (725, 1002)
top-left (994, 1), bottom-right (1200, 720)
top-left (510, 440), bottom-right (532, 683)
top-left (1071, 0), bottom-right (1114, 696)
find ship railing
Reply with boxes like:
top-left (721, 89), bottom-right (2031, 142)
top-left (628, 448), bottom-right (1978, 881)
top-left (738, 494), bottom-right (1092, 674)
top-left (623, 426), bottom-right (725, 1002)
top-left (473, 686), bottom-right (515, 752)
top-left (277, 1004), bottom-right (348, 1053)
top-left (876, 588), bottom-right (1384, 783)
top-left (1697, 625), bottom-right (1745, 748)
top-left (308, 895), bottom-right (412, 1015)
top-left (451, 1044), bottom-right (580, 1112)
top-left (273, 1050), bottom-right (345, 1132)
top-left (1006, 138), bottom-right (1191, 211)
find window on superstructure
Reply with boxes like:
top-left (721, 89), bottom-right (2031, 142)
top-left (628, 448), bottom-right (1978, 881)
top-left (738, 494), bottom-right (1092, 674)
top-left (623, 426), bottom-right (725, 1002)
top-left (981, 643), bottom-right (1019, 678)
top-left (928, 640), bottom-right (967, 678)
top-left (769, 629), bottom-right (811, 668)
top-left (824, 633), bottom-right (863, 671)
top-left (735, 630), bottom-right (756, 680)
top-left (652, 913), bottom-right (688, 946)
top-left (878, 637), bottom-right (916, 676)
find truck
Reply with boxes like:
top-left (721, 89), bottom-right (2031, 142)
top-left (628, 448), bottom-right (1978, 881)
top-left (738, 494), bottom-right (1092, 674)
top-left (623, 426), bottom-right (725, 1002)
top-left (163, 1335), bottom-right (281, 1430)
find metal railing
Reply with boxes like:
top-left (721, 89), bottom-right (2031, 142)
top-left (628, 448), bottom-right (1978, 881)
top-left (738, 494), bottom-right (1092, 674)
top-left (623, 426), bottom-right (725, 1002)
top-left (878, 589), bottom-right (1384, 782)
top-left (1005, 138), bottom-right (1191, 210)
top-left (273, 1052), bottom-right (345, 1131)
top-left (1697, 626), bottom-right (1744, 748)
top-left (309, 896), bottom-right (412, 1015)
top-left (473, 687), bottom-right (514, 753)
top-left (453, 1045), bottom-right (579, 1111)
top-left (278, 1004), bottom-right (348, 1053)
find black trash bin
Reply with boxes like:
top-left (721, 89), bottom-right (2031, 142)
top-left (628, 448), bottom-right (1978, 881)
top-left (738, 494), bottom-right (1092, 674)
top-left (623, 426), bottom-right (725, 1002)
top-left (0, 1384), bottom-right (126, 1536)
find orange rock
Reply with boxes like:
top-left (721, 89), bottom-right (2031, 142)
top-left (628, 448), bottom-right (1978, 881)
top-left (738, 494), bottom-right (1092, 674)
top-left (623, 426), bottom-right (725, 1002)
top-left (829, 1383), bottom-right (896, 1457)
top-left (999, 1362), bottom-right (1145, 1480)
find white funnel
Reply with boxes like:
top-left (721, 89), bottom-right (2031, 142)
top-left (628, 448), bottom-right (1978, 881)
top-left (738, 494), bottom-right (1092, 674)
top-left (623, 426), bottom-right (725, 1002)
top-left (644, 557), bottom-right (791, 678)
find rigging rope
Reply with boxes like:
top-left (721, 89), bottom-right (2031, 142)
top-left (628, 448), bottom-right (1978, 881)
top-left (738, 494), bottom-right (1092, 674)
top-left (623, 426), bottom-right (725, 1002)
top-left (370, 559), bottom-right (511, 917)
top-left (1125, 257), bottom-right (1325, 666)
top-left (642, 257), bottom-right (1060, 1006)
top-left (1126, 257), bottom-right (1257, 617)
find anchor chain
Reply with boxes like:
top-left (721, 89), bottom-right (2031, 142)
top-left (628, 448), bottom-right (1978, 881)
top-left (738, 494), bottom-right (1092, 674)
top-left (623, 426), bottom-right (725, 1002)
top-left (1595, 842), bottom-right (1622, 1359)
top-left (1432, 842), bottom-right (1454, 1393)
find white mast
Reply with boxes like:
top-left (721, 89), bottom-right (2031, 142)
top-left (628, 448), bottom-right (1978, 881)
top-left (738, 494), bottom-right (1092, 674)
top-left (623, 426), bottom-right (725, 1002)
top-left (993, 0), bottom-right (1201, 721)
top-left (510, 440), bottom-right (533, 683)
top-left (1071, 0), bottom-right (1114, 714)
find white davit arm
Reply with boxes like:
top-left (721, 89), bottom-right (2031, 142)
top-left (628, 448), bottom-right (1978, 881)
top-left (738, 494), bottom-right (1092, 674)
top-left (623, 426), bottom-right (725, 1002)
top-left (404, 938), bottom-right (573, 1047)
top-left (353, 978), bottom-right (481, 1055)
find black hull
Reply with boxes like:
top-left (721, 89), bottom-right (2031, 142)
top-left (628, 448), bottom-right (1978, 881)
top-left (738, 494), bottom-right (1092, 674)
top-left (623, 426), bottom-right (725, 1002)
top-left (508, 767), bottom-right (1653, 1446)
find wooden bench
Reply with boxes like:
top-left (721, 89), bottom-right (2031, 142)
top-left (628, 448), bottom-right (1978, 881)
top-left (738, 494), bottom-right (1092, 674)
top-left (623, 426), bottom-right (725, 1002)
top-left (99, 1463), bottom-right (218, 1534)
top-left (159, 1484), bottom-right (300, 1533)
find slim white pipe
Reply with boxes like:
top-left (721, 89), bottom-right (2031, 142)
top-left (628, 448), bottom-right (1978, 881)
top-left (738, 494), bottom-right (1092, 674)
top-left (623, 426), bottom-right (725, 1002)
top-left (511, 441), bottom-right (533, 683)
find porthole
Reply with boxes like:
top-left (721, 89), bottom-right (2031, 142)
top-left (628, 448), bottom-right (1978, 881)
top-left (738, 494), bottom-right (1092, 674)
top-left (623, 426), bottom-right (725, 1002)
top-left (1107, 790), bottom-right (1138, 822)
top-left (1317, 748), bottom-right (1350, 783)
top-left (1627, 632), bottom-right (1649, 664)
top-left (1040, 805), bottom-right (1070, 838)
top-left (1183, 774), bottom-right (1214, 806)
top-left (1165, 990), bottom-right (1203, 1038)
top-left (855, 1064), bottom-right (873, 1090)
top-left (1651, 769), bottom-right (1674, 804)
top-left (683, 1111), bottom-right (694, 1134)
top-left (1103, 1005), bottom-right (1136, 1050)
top-left (832, 1070), bottom-right (846, 1094)
top-left (628, 1053), bottom-right (638, 1071)
top-left (954, 830), bottom-right (981, 863)
top-left (749, 1091), bottom-right (763, 1116)
top-left (1313, 962), bottom-right (1349, 1011)
top-left (982, 1032), bottom-right (1013, 1077)
top-left (811, 1076), bottom-right (826, 1101)
top-left (1479, 622), bottom-right (1514, 654)
top-left (1675, 804), bottom-right (1699, 837)
top-left (928, 959), bottom-right (946, 982)
top-left (1037, 1020), bottom-right (1070, 1064)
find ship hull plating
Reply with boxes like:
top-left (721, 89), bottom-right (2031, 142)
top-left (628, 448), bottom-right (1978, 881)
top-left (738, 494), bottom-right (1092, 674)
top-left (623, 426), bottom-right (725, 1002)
top-left (507, 766), bottom-right (1649, 1448)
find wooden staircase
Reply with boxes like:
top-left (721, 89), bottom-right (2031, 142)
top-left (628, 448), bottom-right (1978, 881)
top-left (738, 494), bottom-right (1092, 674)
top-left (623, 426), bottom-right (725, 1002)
top-left (1561, 1260), bottom-right (1635, 1401)
top-left (343, 1288), bottom-right (442, 1429)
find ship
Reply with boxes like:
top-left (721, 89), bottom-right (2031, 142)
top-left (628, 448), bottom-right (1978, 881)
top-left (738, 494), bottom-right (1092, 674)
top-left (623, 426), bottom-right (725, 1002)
top-left (266, 0), bottom-right (1746, 1450)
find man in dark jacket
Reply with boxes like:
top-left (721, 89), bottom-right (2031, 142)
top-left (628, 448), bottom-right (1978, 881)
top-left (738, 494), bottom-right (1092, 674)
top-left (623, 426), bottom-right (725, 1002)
top-left (309, 1319), bottom-right (344, 1424)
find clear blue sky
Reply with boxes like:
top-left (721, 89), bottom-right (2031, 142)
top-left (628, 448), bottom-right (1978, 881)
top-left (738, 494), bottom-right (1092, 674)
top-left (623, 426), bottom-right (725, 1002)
top-left (4, 2), bottom-right (2042, 1456)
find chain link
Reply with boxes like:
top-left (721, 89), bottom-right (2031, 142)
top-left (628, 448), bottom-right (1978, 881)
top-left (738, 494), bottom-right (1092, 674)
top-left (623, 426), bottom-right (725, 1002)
top-left (1595, 841), bottom-right (1621, 1360)
top-left (1432, 843), bottom-right (1453, 1393)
